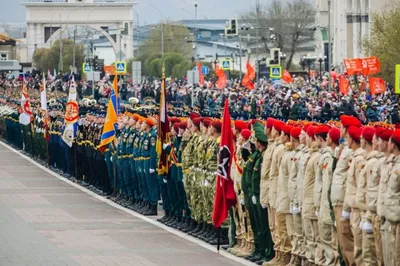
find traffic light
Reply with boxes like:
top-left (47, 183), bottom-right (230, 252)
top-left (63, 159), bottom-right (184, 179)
top-left (225, 19), bottom-right (238, 36)
top-left (268, 48), bottom-right (281, 66)
top-left (216, 53), bottom-right (219, 60)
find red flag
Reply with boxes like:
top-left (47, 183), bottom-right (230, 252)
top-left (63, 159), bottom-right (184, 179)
top-left (215, 64), bottom-right (227, 89)
top-left (282, 70), bottom-right (293, 83)
top-left (343, 58), bottom-right (363, 75)
top-left (157, 72), bottom-right (170, 175)
top-left (196, 62), bottom-right (205, 86)
top-left (362, 56), bottom-right (380, 75)
top-left (339, 76), bottom-right (349, 95)
top-left (212, 99), bottom-right (237, 228)
top-left (241, 59), bottom-right (255, 89)
top-left (369, 77), bottom-right (386, 95)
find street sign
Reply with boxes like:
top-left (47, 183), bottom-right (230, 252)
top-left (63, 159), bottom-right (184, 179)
top-left (396, 65), bottom-right (400, 94)
top-left (86, 71), bottom-right (101, 81)
top-left (193, 66), bottom-right (198, 71)
top-left (114, 61), bottom-right (127, 74)
top-left (221, 59), bottom-right (231, 70)
top-left (132, 61), bottom-right (142, 86)
top-left (187, 70), bottom-right (199, 84)
top-left (270, 66), bottom-right (282, 79)
top-left (82, 63), bottom-right (92, 73)
top-left (202, 66), bottom-right (209, 75)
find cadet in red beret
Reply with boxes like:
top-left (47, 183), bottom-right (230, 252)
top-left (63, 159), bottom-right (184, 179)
top-left (328, 128), bottom-right (340, 145)
top-left (340, 115), bottom-right (362, 140)
top-left (266, 118), bottom-right (276, 130)
top-left (234, 120), bottom-right (248, 133)
top-left (273, 120), bottom-right (286, 133)
top-left (191, 117), bottom-right (201, 131)
top-left (211, 120), bottom-right (222, 133)
top-left (240, 129), bottom-right (252, 140)
top-left (361, 127), bottom-right (375, 145)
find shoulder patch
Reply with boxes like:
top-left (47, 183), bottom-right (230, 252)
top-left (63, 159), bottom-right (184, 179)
top-left (150, 137), bottom-right (156, 146)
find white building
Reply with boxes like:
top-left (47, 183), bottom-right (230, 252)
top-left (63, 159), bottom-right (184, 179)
top-left (316, 0), bottom-right (391, 72)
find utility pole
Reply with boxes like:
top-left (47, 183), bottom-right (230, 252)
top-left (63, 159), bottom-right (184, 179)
top-left (120, 34), bottom-right (122, 61)
top-left (72, 26), bottom-right (76, 72)
top-left (255, 0), bottom-right (260, 82)
top-left (161, 23), bottom-right (164, 62)
top-left (194, 3), bottom-right (198, 60)
top-left (239, 36), bottom-right (242, 80)
top-left (328, 0), bottom-right (331, 91)
top-left (59, 14), bottom-right (63, 73)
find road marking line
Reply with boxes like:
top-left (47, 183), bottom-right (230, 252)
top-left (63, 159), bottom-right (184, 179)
top-left (0, 141), bottom-right (254, 266)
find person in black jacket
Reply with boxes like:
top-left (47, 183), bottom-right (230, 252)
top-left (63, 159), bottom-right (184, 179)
top-left (320, 102), bottom-right (333, 122)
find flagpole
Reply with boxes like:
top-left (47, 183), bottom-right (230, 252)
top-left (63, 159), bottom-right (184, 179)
top-left (113, 74), bottom-right (118, 199)
top-left (217, 227), bottom-right (221, 253)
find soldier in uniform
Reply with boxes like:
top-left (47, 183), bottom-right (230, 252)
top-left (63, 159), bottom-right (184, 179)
top-left (365, 127), bottom-right (392, 266)
top-left (356, 126), bottom-right (378, 265)
top-left (141, 117), bottom-right (158, 216)
top-left (287, 125), bottom-right (306, 266)
top-left (331, 115), bottom-right (360, 266)
top-left (384, 129), bottom-right (400, 266)
top-left (121, 110), bottom-right (136, 207)
top-left (377, 129), bottom-right (395, 266)
top-left (132, 116), bottom-right (144, 210)
top-left (343, 124), bottom-right (365, 266)
top-left (228, 121), bottom-right (253, 256)
top-left (301, 125), bottom-right (321, 266)
top-left (314, 126), bottom-right (340, 266)
top-left (116, 114), bottom-right (129, 203)
top-left (265, 120), bottom-right (286, 265)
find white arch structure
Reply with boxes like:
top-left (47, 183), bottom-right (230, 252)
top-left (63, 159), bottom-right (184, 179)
top-left (23, 0), bottom-right (137, 64)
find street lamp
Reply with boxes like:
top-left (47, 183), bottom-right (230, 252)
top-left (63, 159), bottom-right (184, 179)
top-left (317, 54), bottom-right (327, 80)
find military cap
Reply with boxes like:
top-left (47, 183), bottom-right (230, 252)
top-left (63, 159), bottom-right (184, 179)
top-left (348, 126), bottom-right (362, 142)
top-left (234, 120), bottom-right (248, 132)
top-left (179, 121), bottom-right (188, 130)
top-left (254, 125), bottom-right (268, 143)
top-left (340, 115), bottom-right (362, 128)
top-left (315, 125), bottom-right (331, 136)
top-left (240, 129), bottom-right (252, 140)
top-left (376, 128), bottom-right (393, 141)
top-left (211, 120), bottom-right (222, 131)
top-left (192, 117), bottom-right (201, 128)
top-left (390, 129), bottom-right (400, 145)
top-left (273, 120), bottom-right (286, 133)
top-left (290, 127), bottom-right (302, 139)
top-left (362, 126), bottom-right (376, 143)
top-left (329, 128), bottom-right (340, 145)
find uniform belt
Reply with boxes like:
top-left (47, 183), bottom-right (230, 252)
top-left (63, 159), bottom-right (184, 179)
top-left (104, 148), bottom-right (110, 152)
top-left (142, 156), bottom-right (150, 160)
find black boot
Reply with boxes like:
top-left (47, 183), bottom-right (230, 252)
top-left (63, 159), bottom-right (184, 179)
top-left (193, 222), bottom-right (207, 237)
top-left (189, 222), bottom-right (203, 236)
top-left (171, 216), bottom-right (182, 228)
top-left (157, 210), bottom-right (169, 223)
top-left (177, 217), bottom-right (191, 231)
top-left (199, 224), bottom-right (213, 240)
top-left (183, 219), bottom-right (197, 233)
top-left (144, 204), bottom-right (157, 216)
top-left (209, 228), bottom-right (229, 246)
top-left (165, 215), bottom-right (177, 226)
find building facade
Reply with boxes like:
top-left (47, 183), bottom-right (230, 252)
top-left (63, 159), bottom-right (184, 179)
top-left (316, 0), bottom-right (391, 71)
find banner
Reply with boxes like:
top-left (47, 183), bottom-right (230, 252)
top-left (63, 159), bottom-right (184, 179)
top-left (19, 78), bottom-right (32, 125)
top-left (99, 75), bottom-right (120, 148)
top-left (282, 70), bottom-right (293, 83)
top-left (104, 65), bottom-right (116, 75)
top-left (369, 77), bottom-right (386, 95)
top-left (40, 76), bottom-right (49, 141)
top-left (61, 76), bottom-right (79, 147)
top-left (196, 62), bottom-right (205, 86)
top-left (157, 69), bottom-right (170, 176)
top-left (212, 99), bottom-right (236, 228)
top-left (361, 56), bottom-right (380, 75)
top-left (343, 58), bottom-right (363, 75)
top-left (339, 76), bottom-right (349, 95)
top-left (215, 64), bottom-right (227, 90)
top-left (241, 59), bottom-right (255, 90)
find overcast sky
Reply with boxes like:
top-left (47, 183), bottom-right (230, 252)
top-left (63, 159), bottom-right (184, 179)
top-left (0, 0), bottom-right (279, 25)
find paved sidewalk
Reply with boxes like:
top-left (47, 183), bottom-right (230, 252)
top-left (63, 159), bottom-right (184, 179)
top-left (0, 144), bottom-right (245, 266)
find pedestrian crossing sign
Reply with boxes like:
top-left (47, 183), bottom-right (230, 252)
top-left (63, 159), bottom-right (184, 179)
top-left (270, 66), bottom-right (282, 79)
top-left (82, 63), bottom-right (92, 73)
top-left (114, 61), bottom-right (127, 74)
top-left (221, 59), bottom-right (231, 70)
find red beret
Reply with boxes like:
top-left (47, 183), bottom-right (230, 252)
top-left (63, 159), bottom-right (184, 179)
top-left (340, 115), bottom-right (362, 128)
top-left (302, 124), bottom-right (311, 133)
top-left (329, 128), bottom-right (340, 145)
top-left (133, 114), bottom-right (141, 121)
top-left (378, 128), bottom-right (393, 141)
top-left (290, 127), bottom-right (302, 139)
top-left (307, 126), bottom-right (317, 139)
top-left (211, 120), bottom-right (222, 131)
top-left (173, 123), bottom-right (180, 132)
top-left (202, 118), bottom-right (212, 128)
top-left (235, 120), bottom-right (248, 132)
top-left (251, 119), bottom-right (262, 125)
top-left (145, 118), bottom-right (155, 127)
top-left (273, 120), bottom-right (286, 132)
top-left (348, 126), bottom-right (362, 142)
top-left (170, 117), bottom-right (181, 125)
top-left (391, 129), bottom-right (400, 145)
top-left (362, 126), bottom-right (376, 143)
top-left (240, 129), bottom-right (252, 140)
top-left (315, 125), bottom-right (331, 136)
top-left (283, 125), bottom-right (293, 136)
top-left (192, 118), bottom-right (201, 128)
top-left (266, 118), bottom-right (276, 129)
top-left (189, 112), bottom-right (200, 121)
top-left (179, 121), bottom-right (188, 130)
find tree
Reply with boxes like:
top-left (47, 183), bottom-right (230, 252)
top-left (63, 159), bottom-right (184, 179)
top-left (172, 61), bottom-right (191, 78)
top-left (164, 53), bottom-right (185, 76)
top-left (240, 0), bottom-right (315, 69)
top-left (32, 39), bottom-right (85, 73)
top-left (149, 58), bottom-right (162, 77)
top-left (139, 23), bottom-right (193, 59)
top-left (363, 2), bottom-right (400, 84)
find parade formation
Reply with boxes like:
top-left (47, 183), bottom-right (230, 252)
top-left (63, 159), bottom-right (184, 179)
top-left (0, 70), bottom-right (399, 266)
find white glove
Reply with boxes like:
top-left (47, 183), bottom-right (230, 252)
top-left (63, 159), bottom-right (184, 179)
top-left (149, 169), bottom-right (155, 174)
top-left (362, 221), bottom-right (373, 233)
top-left (341, 210), bottom-right (351, 220)
top-left (252, 196), bottom-right (257, 205)
top-left (315, 210), bottom-right (319, 217)
top-left (204, 180), bottom-right (210, 187)
top-left (110, 157), bottom-right (113, 162)
top-left (359, 221), bottom-right (365, 230)
top-left (261, 203), bottom-right (267, 209)
top-left (292, 206), bottom-right (301, 214)
top-left (162, 143), bottom-right (169, 149)
top-left (163, 178), bottom-right (167, 184)
top-left (240, 199), bottom-right (245, 206)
